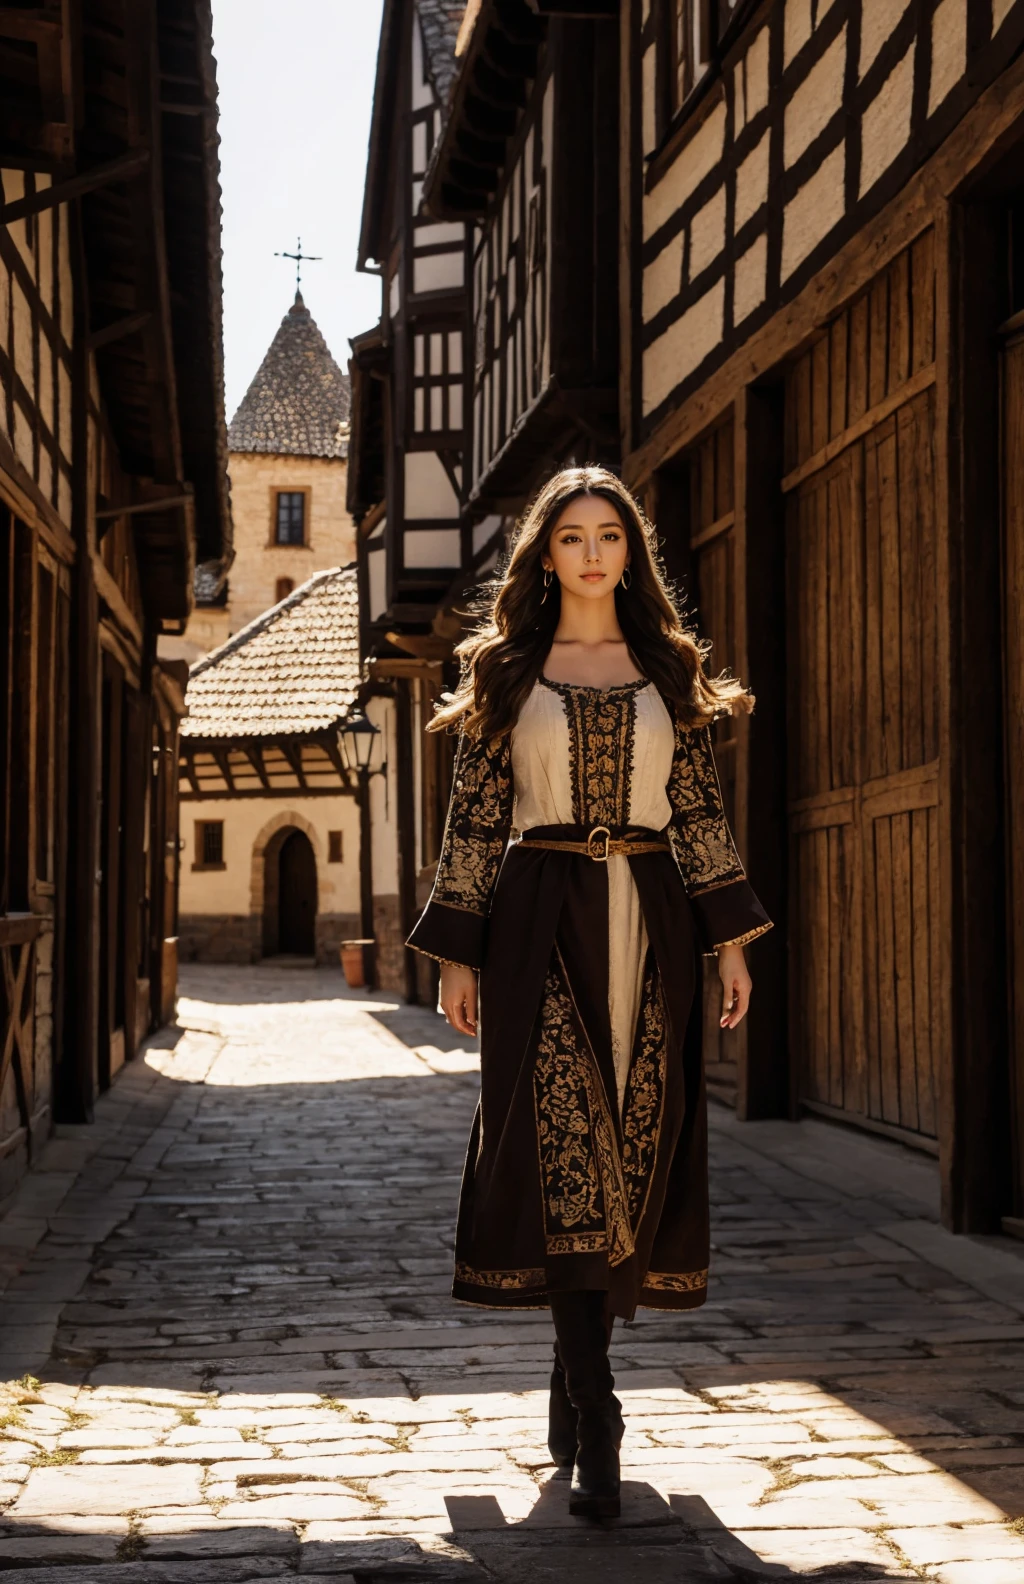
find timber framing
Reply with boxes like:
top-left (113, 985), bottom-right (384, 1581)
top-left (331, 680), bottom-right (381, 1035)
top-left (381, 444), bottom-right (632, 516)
top-left (629, 0), bottom-right (1024, 468)
top-left (0, 0), bottom-right (231, 1200)
top-left (179, 734), bottom-right (357, 801)
top-left (626, 33), bottom-right (1024, 490)
top-left (622, 0), bottom-right (1024, 1235)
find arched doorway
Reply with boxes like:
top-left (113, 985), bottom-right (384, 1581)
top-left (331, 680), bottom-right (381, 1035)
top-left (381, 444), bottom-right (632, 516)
top-left (262, 826), bottom-right (317, 957)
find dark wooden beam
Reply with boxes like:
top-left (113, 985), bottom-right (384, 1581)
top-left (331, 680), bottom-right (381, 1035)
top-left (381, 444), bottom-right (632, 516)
top-left (95, 491), bottom-right (191, 520)
top-left (0, 149), bottom-right (150, 225)
top-left (180, 748), bottom-right (200, 797)
top-left (321, 737), bottom-right (353, 791)
top-left (0, 8), bottom-right (61, 42)
top-left (211, 746), bottom-right (235, 793)
top-left (243, 744), bottom-right (270, 790)
top-left (123, 2), bottom-right (182, 486)
top-left (87, 310), bottom-right (152, 352)
top-left (280, 742), bottom-right (307, 788)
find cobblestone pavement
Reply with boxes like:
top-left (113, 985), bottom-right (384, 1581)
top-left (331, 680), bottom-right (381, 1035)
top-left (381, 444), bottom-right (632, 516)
top-left (2, 965), bottom-right (1024, 1583)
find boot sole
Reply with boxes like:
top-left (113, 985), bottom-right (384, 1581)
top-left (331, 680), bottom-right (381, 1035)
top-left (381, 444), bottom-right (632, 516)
top-left (569, 1492), bottom-right (620, 1519)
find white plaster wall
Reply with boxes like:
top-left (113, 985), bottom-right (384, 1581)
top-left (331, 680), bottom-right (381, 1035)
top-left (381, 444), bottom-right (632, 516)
top-left (860, 44), bottom-right (915, 197)
top-left (179, 794), bottom-right (361, 916)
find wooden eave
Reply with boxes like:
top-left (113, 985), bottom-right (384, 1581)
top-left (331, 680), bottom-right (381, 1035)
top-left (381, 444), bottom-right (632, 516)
top-left (421, 0), bottom-right (546, 221)
top-left (0, 1), bottom-right (233, 619)
top-left (468, 379), bottom-right (618, 513)
top-left (179, 729), bottom-right (357, 800)
top-left (78, 0), bottom-right (232, 616)
top-left (357, 0), bottom-right (403, 271)
top-left (346, 326), bottom-right (389, 521)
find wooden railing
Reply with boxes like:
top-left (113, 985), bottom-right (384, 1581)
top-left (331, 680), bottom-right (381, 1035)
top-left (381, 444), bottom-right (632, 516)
top-left (0, 914), bottom-right (43, 1167)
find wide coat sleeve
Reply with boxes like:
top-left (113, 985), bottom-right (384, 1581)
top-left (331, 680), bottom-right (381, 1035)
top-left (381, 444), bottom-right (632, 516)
top-left (406, 728), bottom-right (514, 971)
top-left (667, 719), bottom-right (772, 952)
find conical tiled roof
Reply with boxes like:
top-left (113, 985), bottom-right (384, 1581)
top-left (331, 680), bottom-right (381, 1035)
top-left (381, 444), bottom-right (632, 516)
top-left (227, 292), bottom-right (351, 459)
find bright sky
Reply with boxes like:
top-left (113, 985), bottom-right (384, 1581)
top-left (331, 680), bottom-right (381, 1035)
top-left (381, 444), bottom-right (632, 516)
top-left (212, 0), bottom-right (386, 419)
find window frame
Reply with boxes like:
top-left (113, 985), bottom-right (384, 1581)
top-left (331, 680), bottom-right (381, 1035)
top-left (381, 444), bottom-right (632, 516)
top-left (193, 819), bottom-right (226, 871)
top-left (268, 486), bottom-right (312, 548)
top-left (408, 320), bottom-right (466, 444)
top-left (327, 830), bottom-right (344, 864)
top-left (654, 0), bottom-right (750, 150)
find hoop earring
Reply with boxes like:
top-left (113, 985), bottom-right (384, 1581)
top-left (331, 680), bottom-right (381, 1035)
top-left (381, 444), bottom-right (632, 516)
top-left (621, 567), bottom-right (631, 590)
top-left (540, 567), bottom-right (553, 604)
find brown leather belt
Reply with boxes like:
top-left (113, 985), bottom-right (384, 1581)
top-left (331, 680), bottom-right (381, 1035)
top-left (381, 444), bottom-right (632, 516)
top-left (516, 825), bottom-right (672, 862)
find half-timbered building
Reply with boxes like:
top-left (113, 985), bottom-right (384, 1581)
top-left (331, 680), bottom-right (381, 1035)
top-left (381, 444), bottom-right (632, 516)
top-left (348, 0), bottom-right (478, 1000)
top-left (423, 0), bottom-right (621, 519)
top-left (618, 0), bottom-right (1024, 1235)
top-left (350, 0), bottom-right (630, 1000)
top-left (0, 1), bottom-right (231, 1201)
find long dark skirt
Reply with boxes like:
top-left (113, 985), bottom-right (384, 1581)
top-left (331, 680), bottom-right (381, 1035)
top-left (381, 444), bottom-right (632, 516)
top-left (451, 826), bottom-right (710, 1321)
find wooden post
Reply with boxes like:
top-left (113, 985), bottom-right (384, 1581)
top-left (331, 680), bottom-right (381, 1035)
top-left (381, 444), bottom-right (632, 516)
top-left (734, 383), bottom-right (790, 1120)
top-left (394, 679), bottom-right (419, 1005)
top-left (55, 203), bottom-right (101, 1123)
top-left (357, 767), bottom-right (376, 990)
top-left (943, 200), bottom-right (1013, 1230)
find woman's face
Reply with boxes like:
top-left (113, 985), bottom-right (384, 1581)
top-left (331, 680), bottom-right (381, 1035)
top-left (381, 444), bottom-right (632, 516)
top-left (542, 493), bottom-right (630, 600)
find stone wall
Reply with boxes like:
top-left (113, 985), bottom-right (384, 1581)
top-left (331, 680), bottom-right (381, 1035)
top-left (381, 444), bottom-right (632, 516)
top-left (179, 914), bottom-right (261, 965)
top-left (179, 911), bottom-right (361, 968)
top-left (373, 894), bottom-right (406, 994)
top-left (315, 913), bottom-right (362, 968)
top-left (180, 452), bottom-right (356, 662)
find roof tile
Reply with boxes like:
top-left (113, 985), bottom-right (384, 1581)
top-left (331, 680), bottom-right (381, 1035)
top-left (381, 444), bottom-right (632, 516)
top-left (182, 565), bottom-right (361, 739)
top-left (228, 293), bottom-right (351, 458)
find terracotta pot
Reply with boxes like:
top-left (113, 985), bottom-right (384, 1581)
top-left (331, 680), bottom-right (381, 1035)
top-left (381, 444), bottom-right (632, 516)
top-left (340, 939), bottom-right (374, 989)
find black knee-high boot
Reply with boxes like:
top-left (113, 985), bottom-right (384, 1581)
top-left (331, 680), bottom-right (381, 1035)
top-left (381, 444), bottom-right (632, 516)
top-left (547, 1346), bottom-right (577, 1469)
top-left (549, 1290), bottom-right (622, 1518)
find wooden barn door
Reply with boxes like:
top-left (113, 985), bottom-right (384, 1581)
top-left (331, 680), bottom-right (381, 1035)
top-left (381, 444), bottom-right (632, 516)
top-left (784, 236), bottom-right (943, 1145)
top-left (664, 418), bottom-right (742, 1106)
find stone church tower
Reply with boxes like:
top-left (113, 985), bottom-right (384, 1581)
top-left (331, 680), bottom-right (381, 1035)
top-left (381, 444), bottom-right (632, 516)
top-left (182, 292), bottom-right (354, 660)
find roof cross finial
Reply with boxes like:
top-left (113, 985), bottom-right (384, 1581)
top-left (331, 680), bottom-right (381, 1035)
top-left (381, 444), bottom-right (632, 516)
top-left (275, 236), bottom-right (322, 292)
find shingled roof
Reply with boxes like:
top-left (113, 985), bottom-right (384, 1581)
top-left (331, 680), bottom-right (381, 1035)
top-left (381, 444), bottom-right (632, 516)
top-left (182, 565), bottom-right (361, 739)
top-left (227, 292), bottom-right (351, 459)
top-left (418, 1), bottom-right (465, 105)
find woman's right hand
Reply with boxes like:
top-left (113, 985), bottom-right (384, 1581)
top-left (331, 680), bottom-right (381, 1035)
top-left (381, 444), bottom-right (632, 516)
top-left (440, 963), bottom-right (478, 1036)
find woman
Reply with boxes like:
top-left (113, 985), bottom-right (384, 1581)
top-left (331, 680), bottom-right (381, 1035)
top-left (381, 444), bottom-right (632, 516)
top-left (407, 466), bottom-right (771, 1519)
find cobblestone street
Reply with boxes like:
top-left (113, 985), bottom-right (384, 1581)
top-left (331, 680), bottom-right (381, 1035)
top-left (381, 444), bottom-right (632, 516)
top-left (1, 965), bottom-right (1024, 1582)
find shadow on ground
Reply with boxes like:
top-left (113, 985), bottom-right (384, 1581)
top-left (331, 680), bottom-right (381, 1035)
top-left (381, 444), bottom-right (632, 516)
top-left (0, 964), bottom-right (1021, 1581)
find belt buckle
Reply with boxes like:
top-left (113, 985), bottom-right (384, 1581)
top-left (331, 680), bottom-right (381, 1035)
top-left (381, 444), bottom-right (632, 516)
top-left (587, 825), bottom-right (612, 861)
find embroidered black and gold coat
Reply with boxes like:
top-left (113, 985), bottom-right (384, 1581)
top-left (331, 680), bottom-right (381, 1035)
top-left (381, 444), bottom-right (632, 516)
top-left (408, 678), bottom-right (771, 1319)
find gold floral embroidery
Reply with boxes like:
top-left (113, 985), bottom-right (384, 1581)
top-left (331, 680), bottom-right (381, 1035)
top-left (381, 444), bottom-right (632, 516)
top-left (643, 1269), bottom-right (709, 1292)
top-left (540, 679), bottom-right (646, 827)
top-left (432, 730), bottom-right (513, 915)
top-left (667, 722), bottom-right (746, 893)
top-left (533, 956), bottom-right (634, 1266)
top-left (454, 1262), bottom-right (546, 1290)
top-left (620, 959), bottom-right (667, 1230)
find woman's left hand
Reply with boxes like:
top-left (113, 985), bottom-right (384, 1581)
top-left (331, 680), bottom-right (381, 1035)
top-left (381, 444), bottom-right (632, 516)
top-left (717, 943), bottom-right (752, 1030)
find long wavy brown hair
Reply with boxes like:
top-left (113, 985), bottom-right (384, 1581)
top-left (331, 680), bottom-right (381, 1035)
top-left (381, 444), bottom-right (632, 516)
top-left (429, 465), bottom-right (753, 739)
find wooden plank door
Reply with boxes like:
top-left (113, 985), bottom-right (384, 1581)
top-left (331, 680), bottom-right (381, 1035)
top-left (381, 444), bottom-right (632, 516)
top-left (785, 238), bottom-right (942, 1145)
top-left (98, 652), bottom-right (126, 1088)
top-left (686, 419), bottom-right (742, 1106)
top-left (1003, 327), bottom-right (1024, 1221)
